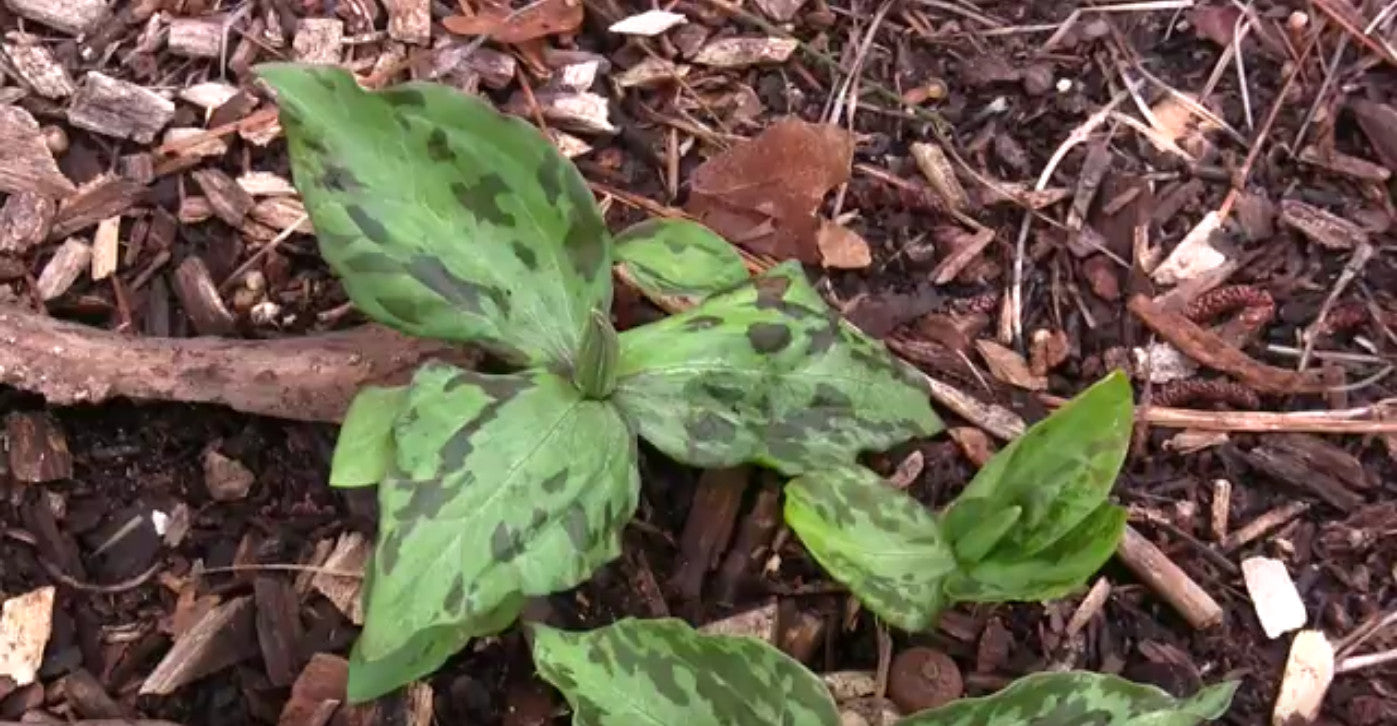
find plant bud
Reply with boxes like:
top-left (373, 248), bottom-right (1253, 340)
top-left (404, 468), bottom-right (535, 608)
top-left (573, 308), bottom-right (619, 399)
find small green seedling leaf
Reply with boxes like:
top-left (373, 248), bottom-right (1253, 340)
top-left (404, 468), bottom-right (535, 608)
top-left (897, 670), bottom-right (1238, 726)
top-left (940, 370), bottom-right (1133, 584)
top-left (784, 465), bottom-right (957, 631)
top-left (614, 261), bottom-right (942, 475)
top-left (573, 309), bottom-right (619, 399)
top-left (529, 618), bottom-right (841, 725)
top-left (256, 63), bottom-right (611, 366)
top-left (613, 217), bottom-right (749, 305)
top-left (330, 384), bottom-right (408, 488)
top-left (353, 361), bottom-right (638, 687)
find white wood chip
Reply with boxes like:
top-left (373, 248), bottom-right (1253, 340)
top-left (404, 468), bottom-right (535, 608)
top-left (293, 18), bottom-right (343, 64)
top-left (554, 61), bottom-right (601, 92)
top-left (236, 171), bottom-right (297, 197)
top-left (311, 532), bottom-right (370, 625)
top-left (1242, 557), bottom-right (1307, 639)
top-left (693, 36), bottom-right (798, 68)
top-left (1152, 210), bottom-right (1227, 284)
top-left (2, 33), bottom-right (76, 98)
top-left (698, 603), bottom-right (776, 642)
top-left (36, 237), bottom-right (91, 300)
top-left (162, 127), bottom-right (229, 158)
top-left (90, 215), bottom-right (119, 281)
top-left (68, 71), bottom-right (175, 144)
top-left (546, 128), bottom-right (592, 158)
top-left (0, 586), bottom-right (54, 687)
top-left (3, 0), bottom-right (109, 35)
top-left (616, 57), bottom-right (689, 88)
top-left (168, 15), bottom-right (225, 58)
top-left (520, 91), bottom-right (617, 135)
top-left (383, 0), bottom-right (430, 45)
top-left (608, 9), bottom-right (687, 36)
top-left (1273, 630), bottom-right (1333, 725)
top-left (179, 81), bottom-right (241, 111)
top-left (1131, 341), bottom-right (1197, 383)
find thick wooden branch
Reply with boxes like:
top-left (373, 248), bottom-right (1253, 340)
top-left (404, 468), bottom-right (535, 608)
top-left (0, 305), bottom-right (467, 422)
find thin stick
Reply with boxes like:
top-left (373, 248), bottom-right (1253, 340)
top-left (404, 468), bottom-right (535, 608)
top-left (1298, 242), bottom-right (1373, 371)
top-left (218, 212), bottom-right (310, 293)
top-left (1115, 524), bottom-right (1224, 630)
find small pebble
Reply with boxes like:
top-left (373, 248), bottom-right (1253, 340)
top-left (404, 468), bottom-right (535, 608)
top-left (1056, 78), bottom-right (1073, 93)
top-left (888, 647), bottom-right (962, 714)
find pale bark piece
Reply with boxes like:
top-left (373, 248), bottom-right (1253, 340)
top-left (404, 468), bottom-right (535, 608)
top-left (278, 654), bottom-right (348, 726)
top-left (0, 306), bottom-right (462, 423)
top-left (36, 237), bottom-right (92, 300)
top-left (68, 72), bottom-right (175, 144)
top-left (692, 36), bottom-right (798, 68)
top-left (823, 671), bottom-right (878, 702)
top-left (1272, 630), bottom-right (1334, 725)
top-left (1280, 199), bottom-right (1368, 249)
top-left (929, 226), bottom-right (994, 284)
top-left (4, 411), bottom-right (71, 482)
top-left (607, 9), bottom-right (687, 36)
top-left (1211, 479), bottom-right (1231, 540)
top-left (90, 215), bottom-right (119, 281)
top-left (510, 91), bottom-right (616, 134)
top-left (816, 220), bottom-right (871, 269)
top-left (163, 127), bottom-right (229, 158)
top-left (248, 197), bottom-right (312, 234)
top-left (753, 0), bottom-right (808, 21)
top-left (911, 142), bottom-right (968, 211)
top-left (311, 532), bottom-right (370, 625)
top-left (51, 173), bottom-right (146, 240)
top-left (3, 0), bottom-right (110, 35)
top-left (1152, 211), bottom-right (1227, 284)
top-left (0, 192), bottom-right (56, 254)
top-left (173, 256), bottom-right (236, 335)
top-left (976, 339), bottom-right (1047, 390)
top-left (179, 196), bottom-right (214, 225)
top-left (698, 602), bottom-right (777, 643)
top-left (192, 168), bottom-right (253, 226)
top-left (545, 128), bottom-right (592, 159)
top-left (168, 16), bottom-right (225, 58)
top-left (180, 81), bottom-right (242, 114)
top-left (1029, 328), bottom-right (1070, 376)
top-left (0, 586), bottom-right (54, 687)
top-left (616, 57), bottom-right (688, 88)
top-left (237, 171), bottom-right (297, 197)
top-left (59, 668), bottom-right (126, 719)
top-left (2, 33), bottom-right (76, 98)
top-left (1242, 557), bottom-right (1307, 639)
top-left (1132, 341), bottom-right (1198, 383)
top-left (1348, 98), bottom-right (1397, 172)
top-left (1115, 525), bottom-right (1224, 629)
top-left (293, 18), bottom-right (343, 64)
top-left (1298, 146), bottom-right (1390, 182)
top-left (0, 105), bottom-right (75, 197)
top-left (203, 447), bottom-right (255, 501)
top-left (383, 0), bottom-right (429, 44)
top-left (139, 596), bottom-right (259, 695)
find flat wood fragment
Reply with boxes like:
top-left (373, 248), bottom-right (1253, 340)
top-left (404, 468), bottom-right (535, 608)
top-left (0, 105), bottom-right (75, 197)
top-left (383, 0), bottom-right (429, 44)
top-left (168, 15), bottom-right (225, 58)
top-left (68, 71), bottom-right (175, 144)
top-left (173, 256), bottom-right (237, 335)
top-left (192, 168), bottom-right (253, 226)
top-left (1242, 557), bottom-right (1307, 639)
top-left (163, 127), bottom-right (229, 158)
top-left (59, 668), bottom-right (126, 719)
top-left (278, 654), bottom-right (347, 726)
top-left (3, 0), bottom-right (110, 35)
top-left (0, 586), bottom-right (54, 687)
top-left (237, 171), bottom-right (297, 197)
top-left (1245, 444), bottom-right (1363, 512)
top-left (203, 446), bottom-right (255, 501)
top-left (616, 56), bottom-right (688, 88)
top-left (509, 90), bottom-right (616, 134)
top-left (310, 532), bottom-right (370, 624)
top-left (1152, 211), bottom-right (1227, 284)
top-left (179, 81), bottom-right (240, 111)
top-left (50, 173), bottom-right (147, 240)
top-left (608, 9), bottom-right (688, 35)
top-left (1273, 630), bottom-right (1334, 725)
top-left (254, 576), bottom-right (302, 687)
top-left (1115, 524), bottom-right (1223, 629)
top-left (910, 142), bottom-right (968, 210)
top-left (976, 339), bottom-right (1047, 390)
top-left (179, 196), bottom-right (214, 225)
top-left (1211, 479), bottom-right (1231, 539)
top-left (139, 596), bottom-right (258, 695)
top-left (248, 196), bottom-right (312, 233)
top-left (698, 602), bottom-right (777, 642)
top-left (1298, 146), bottom-right (1390, 182)
top-left (4, 411), bottom-right (72, 483)
top-left (692, 36), bottom-right (797, 67)
top-left (90, 215), bottom-right (120, 281)
top-left (672, 467), bottom-right (748, 601)
top-left (1280, 199), bottom-right (1368, 249)
top-left (0, 191), bottom-right (56, 254)
top-left (293, 18), bottom-right (343, 64)
top-left (2, 33), bottom-right (76, 98)
top-left (36, 237), bottom-right (92, 300)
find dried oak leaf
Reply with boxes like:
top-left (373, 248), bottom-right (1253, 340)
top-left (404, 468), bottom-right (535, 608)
top-left (685, 118), bottom-right (853, 263)
top-left (443, 0), bottom-right (584, 44)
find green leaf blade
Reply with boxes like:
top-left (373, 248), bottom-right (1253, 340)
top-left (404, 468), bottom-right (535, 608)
top-left (330, 384), bottom-right (408, 487)
top-left (256, 63), bottom-right (611, 365)
top-left (353, 362), bottom-right (638, 692)
top-left (784, 466), bottom-right (957, 631)
top-left (529, 618), bottom-right (840, 726)
top-left (614, 261), bottom-right (942, 475)
top-left (613, 218), bottom-right (749, 305)
top-left (897, 671), bottom-right (1238, 726)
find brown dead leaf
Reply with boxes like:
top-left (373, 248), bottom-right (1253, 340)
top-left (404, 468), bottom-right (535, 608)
top-left (816, 220), bottom-right (871, 268)
top-left (976, 339), bottom-right (1047, 391)
top-left (1029, 329), bottom-right (1071, 376)
top-left (947, 427), bottom-right (995, 467)
top-left (443, 0), bottom-right (583, 44)
top-left (685, 118), bottom-right (853, 262)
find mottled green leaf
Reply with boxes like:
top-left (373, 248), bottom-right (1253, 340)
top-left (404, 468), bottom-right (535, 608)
top-left (613, 261), bottom-right (942, 475)
top-left (573, 309), bottom-right (619, 399)
top-left (613, 218), bottom-right (749, 305)
top-left (784, 465), bottom-right (957, 631)
top-left (941, 370), bottom-right (1133, 571)
top-left (330, 384), bottom-right (408, 488)
top-left (898, 671), bottom-right (1238, 726)
top-left (256, 63), bottom-right (611, 366)
top-left (355, 361), bottom-right (638, 676)
top-left (529, 618), bottom-right (840, 725)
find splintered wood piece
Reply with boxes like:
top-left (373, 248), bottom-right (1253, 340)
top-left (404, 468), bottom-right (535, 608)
top-left (173, 256), bottom-right (236, 335)
top-left (141, 596), bottom-right (258, 695)
top-left (255, 577), bottom-right (303, 688)
top-left (692, 36), bottom-right (797, 67)
top-left (910, 141), bottom-right (968, 210)
top-left (1065, 577), bottom-right (1112, 637)
top-left (311, 532), bottom-right (370, 625)
top-left (50, 173), bottom-right (146, 240)
top-left (698, 602), bottom-right (777, 642)
top-left (293, 18), bottom-right (343, 64)
top-left (278, 653), bottom-right (347, 726)
top-left (163, 127), bottom-right (229, 158)
top-left (776, 608), bottom-right (825, 664)
top-left (976, 339), bottom-right (1047, 390)
top-left (1115, 524), bottom-right (1224, 629)
top-left (90, 215), bottom-right (120, 281)
top-left (1273, 630), bottom-right (1334, 725)
top-left (1211, 479), bottom-right (1231, 540)
top-left (3, 0), bottom-right (110, 35)
top-left (5, 411), bottom-right (72, 482)
top-left (1244, 444), bottom-right (1364, 512)
top-left (1280, 199), bottom-right (1368, 250)
top-left (192, 168), bottom-right (253, 226)
top-left (237, 171), bottom-right (296, 197)
top-left (36, 237), bottom-right (92, 300)
top-left (2, 34), bottom-right (76, 98)
top-left (672, 466), bottom-right (749, 601)
top-left (1298, 146), bottom-right (1390, 182)
top-left (248, 196), bottom-right (312, 233)
top-left (1271, 433), bottom-right (1371, 490)
top-left (0, 105), bottom-right (75, 197)
top-left (0, 191), bottom-right (56, 254)
top-left (68, 72), bottom-right (175, 143)
top-left (179, 81), bottom-right (240, 112)
top-left (168, 16), bottom-right (225, 58)
top-left (0, 586), bottom-right (54, 687)
top-left (1222, 500), bottom-right (1310, 552)
top-left (383, 0), bottom-right (429, 44)
top-left (1242, 557), bottom-right (1307, 639)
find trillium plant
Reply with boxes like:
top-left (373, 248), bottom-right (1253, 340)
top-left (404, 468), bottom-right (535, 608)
top-left (258, 63), bottom-right (1238, 723)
